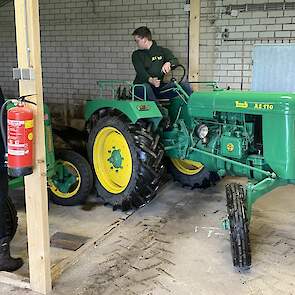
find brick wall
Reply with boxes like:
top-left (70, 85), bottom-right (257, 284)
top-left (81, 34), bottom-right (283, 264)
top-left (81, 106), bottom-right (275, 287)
top-left (0, 2), bottom-right (17, 96)
top-left (200, 0), bottom-right (295, 90)
top-left (1, 0), bottom-right (295, 105)
top-left (0, 0), bottom-right (189, 105)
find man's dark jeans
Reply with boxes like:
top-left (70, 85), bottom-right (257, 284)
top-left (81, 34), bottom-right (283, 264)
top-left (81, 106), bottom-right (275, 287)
top-left (0, 96), bottom-right (7, 238)
top-left (0, 170), bottom-right (8, 238)
top-left (133, 81), bottom-right (193, 101)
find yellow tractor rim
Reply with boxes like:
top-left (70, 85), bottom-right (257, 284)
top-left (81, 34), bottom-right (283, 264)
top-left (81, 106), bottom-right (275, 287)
top-left (171, 159), bottom-right (204, 175)
top-left (93, 126), bottom-right (132, 194)
top-left (49, 161), bottom-right (81, 199)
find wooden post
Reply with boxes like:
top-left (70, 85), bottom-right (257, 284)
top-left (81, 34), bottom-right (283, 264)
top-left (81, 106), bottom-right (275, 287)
top-left (189, 0), bottom-right (200, 91)
top-left (14, 0), bottom-right (52, 293)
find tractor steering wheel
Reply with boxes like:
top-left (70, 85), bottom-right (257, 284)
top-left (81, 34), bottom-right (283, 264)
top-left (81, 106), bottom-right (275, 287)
top-left (160, 64), bottom-right (186, 93)
top-left (169, 64), bottom-right (186, 84)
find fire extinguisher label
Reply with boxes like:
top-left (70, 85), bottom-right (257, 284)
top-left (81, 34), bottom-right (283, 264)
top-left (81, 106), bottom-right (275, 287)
top-left (7, 119), bottom-right (24, 127)
top-left (8, 119), bottom-right (28, 156)
top-left (8, 149), bottom-right (26, 156)
top-left (25, 120), bottom-right (33, 129)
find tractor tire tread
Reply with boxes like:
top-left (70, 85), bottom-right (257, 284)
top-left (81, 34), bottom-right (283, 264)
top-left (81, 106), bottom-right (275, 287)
top-left (226, 183), bottom-right (251, 270)
top-left (168, 159), bottom-right (216, 189)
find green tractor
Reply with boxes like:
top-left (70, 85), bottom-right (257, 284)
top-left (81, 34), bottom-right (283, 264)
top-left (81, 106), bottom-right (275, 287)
top-left (1, 93), bottom-right (93, 241)
top-left (84, 66), bottom-right (295, 270)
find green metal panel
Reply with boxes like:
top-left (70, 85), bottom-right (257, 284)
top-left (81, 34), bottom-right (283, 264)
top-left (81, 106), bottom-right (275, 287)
top-left (44, 104), bottom-right (55, 177)
top-left (188, 90), bottom-right (295, 117)
top-left (8, 176), bottom-right (24, 189)
top-left (246, 155), bottom-right (270, 180)
top-left (263, 114), bottom-right (295, 179)
top-left (84, 99), bottom-right (162, 127)
top-left (220, 136), bottom-right (243, 159)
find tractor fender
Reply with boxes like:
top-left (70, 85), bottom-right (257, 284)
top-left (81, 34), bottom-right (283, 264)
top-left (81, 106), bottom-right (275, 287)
top-left (84, 99), bottom-right (163, 127)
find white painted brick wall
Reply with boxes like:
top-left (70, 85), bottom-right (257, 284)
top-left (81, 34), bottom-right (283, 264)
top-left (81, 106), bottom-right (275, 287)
top-left (0, 2), bottom-right (18, 96)
top-left (200, 0), bottom-right (295, 90)
top-left (1, 0), bottom-right (295, 105)
top-left (0, 0), bottom-right (189, 104)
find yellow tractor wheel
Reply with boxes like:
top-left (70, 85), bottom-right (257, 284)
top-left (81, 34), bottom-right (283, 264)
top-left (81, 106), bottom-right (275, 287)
top-left (88, 116), bottom-right (164, 210)
top-left (168, 158), bottom-right (215, 189)
top-left (92, 126), bottom-right (133, 194)
top-left (48, 150), bottom-right (93, 206)
top-left (170, 159), bottom-right (204, 175)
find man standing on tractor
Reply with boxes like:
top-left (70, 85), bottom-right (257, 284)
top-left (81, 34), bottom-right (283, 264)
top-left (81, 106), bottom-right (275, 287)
top-left (131, 26), bottom-right (192, 100)
top-left (0, 89), bottom-right (23, 272)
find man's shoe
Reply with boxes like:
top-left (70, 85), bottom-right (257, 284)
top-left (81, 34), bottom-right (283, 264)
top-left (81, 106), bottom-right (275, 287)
top-left (0, 237), bottom-right (23, 272)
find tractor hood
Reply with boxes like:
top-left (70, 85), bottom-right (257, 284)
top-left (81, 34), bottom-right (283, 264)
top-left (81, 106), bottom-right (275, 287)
top-left (188, 90), bottom-right (295, 118)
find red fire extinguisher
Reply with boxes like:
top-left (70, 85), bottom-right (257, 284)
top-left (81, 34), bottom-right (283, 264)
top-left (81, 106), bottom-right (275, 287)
top-left (7, 103), bottom-right (34, 177)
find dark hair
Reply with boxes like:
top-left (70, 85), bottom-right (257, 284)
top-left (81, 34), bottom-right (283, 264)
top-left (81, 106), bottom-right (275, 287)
top-left (132, 26), bottom-right (152, 41)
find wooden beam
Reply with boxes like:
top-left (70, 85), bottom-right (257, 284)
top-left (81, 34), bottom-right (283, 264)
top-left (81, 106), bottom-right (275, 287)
top-left (14, 0), bottom-right (52, 294)
top-left (189, 0), bottom-right (200, 91)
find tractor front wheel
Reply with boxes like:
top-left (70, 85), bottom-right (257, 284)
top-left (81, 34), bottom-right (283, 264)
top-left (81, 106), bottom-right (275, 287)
top-left (226, 183), bottom-right (251, 271)
top-left (88, 116), bottom-right (164, 210)
top-left (48, 150), bottom-right (93, 206)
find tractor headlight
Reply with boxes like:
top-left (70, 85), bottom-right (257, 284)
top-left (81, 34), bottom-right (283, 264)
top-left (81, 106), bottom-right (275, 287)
top-left (197, 124), bottom-right (209, 139)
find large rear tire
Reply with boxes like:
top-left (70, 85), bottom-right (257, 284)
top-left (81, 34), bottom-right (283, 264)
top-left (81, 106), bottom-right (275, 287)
top-left (88, 116), bottom-right (164, 211)
top-left (48, 150), bottom-right (93, 206)
top-left (167, 158), bottom-right (216, 189)
top-left (226, 183), bottom-right (251, 270)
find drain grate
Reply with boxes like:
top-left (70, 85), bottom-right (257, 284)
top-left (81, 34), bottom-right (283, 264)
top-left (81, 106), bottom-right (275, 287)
top-left (50, 232), bottom-right (90, 251)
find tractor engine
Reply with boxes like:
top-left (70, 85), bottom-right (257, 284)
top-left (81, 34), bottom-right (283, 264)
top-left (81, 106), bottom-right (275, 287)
top-left (196, 112), bottom-right (255, 160)
top-left (190, 112), bottom-right (269, 179)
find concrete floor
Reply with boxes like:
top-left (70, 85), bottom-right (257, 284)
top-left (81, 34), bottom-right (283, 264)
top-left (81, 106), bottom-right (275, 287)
top-left (1, 176), bottom-right (295, 294)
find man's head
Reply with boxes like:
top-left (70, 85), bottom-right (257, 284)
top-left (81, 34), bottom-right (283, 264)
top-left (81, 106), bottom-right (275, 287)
top-left (132, 26), bottom-right (152, 50)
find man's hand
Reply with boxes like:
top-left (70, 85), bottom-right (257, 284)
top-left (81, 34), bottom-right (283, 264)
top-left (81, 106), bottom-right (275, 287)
top-left (162, 62), bottom-right (171, 75)
top-left (148, 77), bottom-right (161, 88)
